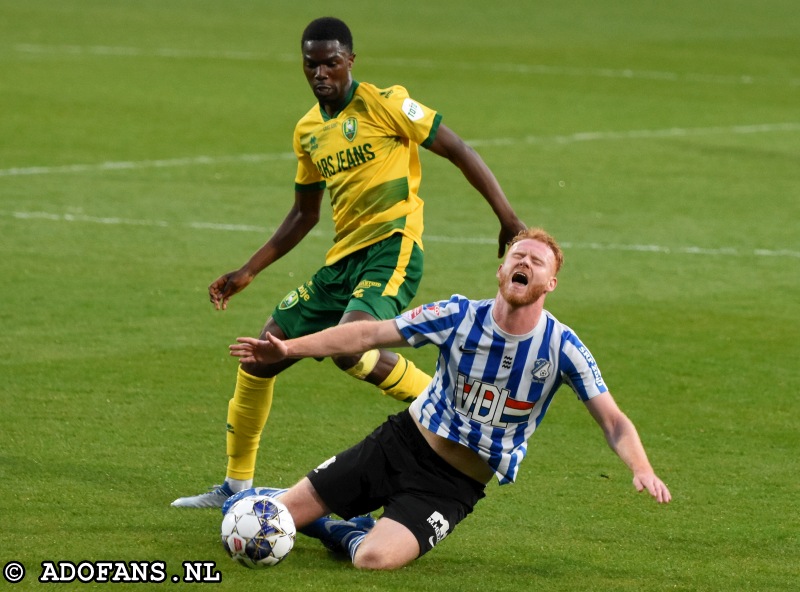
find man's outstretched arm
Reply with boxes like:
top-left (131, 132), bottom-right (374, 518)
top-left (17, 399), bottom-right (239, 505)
top-left (229, 319), bottom-right (408, 365)
top-left (584, 392), bottom-right (672, 504)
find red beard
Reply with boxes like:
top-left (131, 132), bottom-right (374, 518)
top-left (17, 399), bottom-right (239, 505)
top-left (497, 268), bottom-right (548, 306)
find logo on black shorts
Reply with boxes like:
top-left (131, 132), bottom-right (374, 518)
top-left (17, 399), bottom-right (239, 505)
top-left (426, 511), bottom-right (450, 547)
top-left (313, 456), bottom-right (337, 473)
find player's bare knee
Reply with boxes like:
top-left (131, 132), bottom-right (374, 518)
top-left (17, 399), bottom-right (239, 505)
top-left (239, 360), bottom-right (277, 378)
top-left (352, 546), bottom-right (412, 571)
top-left (351, 529), bottom-right (418, 570)
top-left (332, 353), bottom-right (362, 371)
top-left (280, 478), bottom-right (330, 528)
top-left (335, 349), bottom-right (384, 383)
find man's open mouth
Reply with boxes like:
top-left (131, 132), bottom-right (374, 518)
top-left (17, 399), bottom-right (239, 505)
top-left (512, 271), bottom-right (528, 285)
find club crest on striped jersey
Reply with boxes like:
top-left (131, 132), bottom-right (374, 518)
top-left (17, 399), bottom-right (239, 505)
top-left (531, 359), bottom-right (552, 382)
top-left (342, 117), bottom-right (358, 141)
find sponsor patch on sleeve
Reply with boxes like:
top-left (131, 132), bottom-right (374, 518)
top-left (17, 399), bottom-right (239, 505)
top-left (406, 302), bottom-right (440, 320)
top-left (402, 98), bottom-right (425, 121)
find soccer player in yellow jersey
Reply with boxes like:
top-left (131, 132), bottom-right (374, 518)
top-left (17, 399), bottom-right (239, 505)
top-left (172, 16), bottom-right (525, 507)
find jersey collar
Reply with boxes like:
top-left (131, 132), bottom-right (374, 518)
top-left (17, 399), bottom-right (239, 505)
top-left (489, 301), bottom-right (548, 340)
top-left (319, 80), bottom-right (359, 121)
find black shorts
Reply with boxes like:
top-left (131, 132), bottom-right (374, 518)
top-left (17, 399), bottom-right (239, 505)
top-left (306, 410), bottom-right (486, 557)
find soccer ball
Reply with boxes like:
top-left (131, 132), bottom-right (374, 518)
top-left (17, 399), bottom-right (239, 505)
top-left (220, 495), bottom-right (296, 568)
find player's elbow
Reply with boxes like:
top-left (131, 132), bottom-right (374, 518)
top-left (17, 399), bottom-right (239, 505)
top-left (301, 209), bottom-right (321, 228)
top-left (597, 410), bottom-right (629, 445)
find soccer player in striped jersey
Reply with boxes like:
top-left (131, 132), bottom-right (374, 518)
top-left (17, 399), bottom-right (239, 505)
top-left (172, 17), bottom-right (524, 508)
top-left (228, 228), bottom-right (672, 570)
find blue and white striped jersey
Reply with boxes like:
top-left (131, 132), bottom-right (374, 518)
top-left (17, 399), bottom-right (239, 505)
top-left (396, 294), bottom-right (608, 484)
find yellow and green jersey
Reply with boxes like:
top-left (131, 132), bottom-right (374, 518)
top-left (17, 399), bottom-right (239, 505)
top-left (293, 81), bottom-right (442, 265)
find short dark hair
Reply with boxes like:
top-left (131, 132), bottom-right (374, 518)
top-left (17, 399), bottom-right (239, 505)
top-left (301, 17), bottom-right (353, 52)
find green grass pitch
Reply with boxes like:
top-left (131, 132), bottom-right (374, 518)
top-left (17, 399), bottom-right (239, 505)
top-left (1, 1), bottom-right (798, 590)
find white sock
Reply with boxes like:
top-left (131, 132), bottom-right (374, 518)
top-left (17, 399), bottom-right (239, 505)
top-left (225, 477), bottom-right (253, 493)
top-left (344, 532), bottom-right (366, 563)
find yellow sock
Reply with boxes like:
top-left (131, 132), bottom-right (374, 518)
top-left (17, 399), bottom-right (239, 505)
top-left (378, 355), bottom-right (432, 402)
top-left (226, 366), bottom-right (274, 480)
top-left (344, 349), bottom-right (381, 380)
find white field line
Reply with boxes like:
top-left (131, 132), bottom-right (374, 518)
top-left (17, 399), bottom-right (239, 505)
top-left (466, 122), bottom-right (800, 148)
top-left (0, 153), bottom-right (295, 177)
top-left (13, 43), bottom-right (800, 88)
top-left (5, 210), bottom-right (800, 260)
top-left (2, 122), bottom-right (799, 178)
top-left (13, 43), bottom-right (288, 61)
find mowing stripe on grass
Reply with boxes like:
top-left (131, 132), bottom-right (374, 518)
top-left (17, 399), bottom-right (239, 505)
top-left (2, 122), bottom-right (798, 178)
top-left (13, 43), bottom-right (800, 88)
top-left (4, 209), bottom-right (799, 259)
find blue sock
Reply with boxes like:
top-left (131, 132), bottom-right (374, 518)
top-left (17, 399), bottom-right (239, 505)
top-left (301, 516), bottom-right (375, 553)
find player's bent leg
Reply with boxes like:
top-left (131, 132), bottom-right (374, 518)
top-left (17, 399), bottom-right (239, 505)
top-left (224, 366), bottom-right (276, 480)
top-left (334, 349), bottom-right (431, 402)
top-left (336, 349), bottom-right (381, 380)
top-left (277, 477), bottom-right (332, 529)
top-left (240, 318), bottom-right (294, 379)
top-left (300, 514), bottom-right (376, 553)
top-left (171, 319), bottom-right (297, 508)
top-left (224, 319), bottom-right (300, 487)
top-left (171, 365), bottom-right (276, 509)
top-left (375, 353), bottom-right (431, 402)
top-left (352, 517), bottom-right (419, 570)
top-left (220, 484), bottom-right (336, 540)
top-left (171, 364), bottom-right (277, 510)
top-left (332, 310), bottom-right (432, 403)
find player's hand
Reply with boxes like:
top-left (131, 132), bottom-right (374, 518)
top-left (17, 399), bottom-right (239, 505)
top-left (497, 219), bottom-right (527, 257)
top-left (229, 334), bottom-right (288, 364)
top-left (209, 270), bottom-right (255, 310)
top-left (633, 472), bottom-right (672, 504)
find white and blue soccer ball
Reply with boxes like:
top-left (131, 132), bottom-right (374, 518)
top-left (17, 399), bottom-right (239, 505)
top-left (220, 495), bottom-right (296, 568)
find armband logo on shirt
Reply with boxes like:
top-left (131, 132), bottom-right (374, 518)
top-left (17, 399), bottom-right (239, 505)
top-left (578, 345), bottom-right (606, 388)
top-left (402, 98), bottom-right (425, 122)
